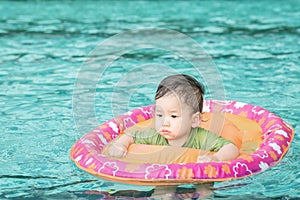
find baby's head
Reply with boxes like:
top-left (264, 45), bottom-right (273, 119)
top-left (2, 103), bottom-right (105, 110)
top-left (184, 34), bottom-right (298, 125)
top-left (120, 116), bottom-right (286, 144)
top-left (155, 74), bottom-right (205, 113)
top-left (154, 74), bottom-right (205, 145)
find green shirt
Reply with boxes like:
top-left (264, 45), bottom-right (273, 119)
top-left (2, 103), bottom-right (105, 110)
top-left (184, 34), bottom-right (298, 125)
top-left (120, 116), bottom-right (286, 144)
top-left (132, 128), bottom-right (232, 152)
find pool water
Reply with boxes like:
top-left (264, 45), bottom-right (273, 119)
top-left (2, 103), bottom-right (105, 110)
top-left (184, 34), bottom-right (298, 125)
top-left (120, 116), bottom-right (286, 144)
top-left (1, 0), bottom-right (299, 199)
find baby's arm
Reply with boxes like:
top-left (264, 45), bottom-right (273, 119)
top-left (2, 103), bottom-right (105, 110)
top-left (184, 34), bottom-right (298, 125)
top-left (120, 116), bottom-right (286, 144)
top-left (213, 143), bottom-right (239, 161)
top-left (197, 143), bottom-right (239, 162)
top-left (108, 132), bottom-right (134, 157)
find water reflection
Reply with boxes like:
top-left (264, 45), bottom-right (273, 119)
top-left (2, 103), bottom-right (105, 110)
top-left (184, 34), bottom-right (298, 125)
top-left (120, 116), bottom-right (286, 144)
top-left (82, 183), bottom-right (213, 199)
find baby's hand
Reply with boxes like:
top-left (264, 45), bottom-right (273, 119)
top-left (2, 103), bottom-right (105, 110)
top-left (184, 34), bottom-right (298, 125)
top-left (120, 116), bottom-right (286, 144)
top-left (108, 142), bottom-right (128, 158)
top-left (197, 155), bottom-right (219, 163)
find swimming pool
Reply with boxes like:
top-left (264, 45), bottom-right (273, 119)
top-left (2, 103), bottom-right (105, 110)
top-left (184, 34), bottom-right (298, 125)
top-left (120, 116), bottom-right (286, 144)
top-left (0, 0), bottom-right (299, 199)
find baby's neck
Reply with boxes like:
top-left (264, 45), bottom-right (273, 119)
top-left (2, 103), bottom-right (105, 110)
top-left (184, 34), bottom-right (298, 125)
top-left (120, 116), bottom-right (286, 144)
top-left (167, 135), bottom-right (189, 147)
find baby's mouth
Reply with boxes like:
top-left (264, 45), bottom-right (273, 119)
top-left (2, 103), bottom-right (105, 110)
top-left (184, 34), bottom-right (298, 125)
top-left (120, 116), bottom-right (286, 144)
top-left (160, 129), bottom-right (171, 134)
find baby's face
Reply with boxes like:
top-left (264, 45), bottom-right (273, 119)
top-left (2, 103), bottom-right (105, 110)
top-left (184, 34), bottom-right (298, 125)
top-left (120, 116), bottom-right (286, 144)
top-left (155, 93), bottom-right (196, 146)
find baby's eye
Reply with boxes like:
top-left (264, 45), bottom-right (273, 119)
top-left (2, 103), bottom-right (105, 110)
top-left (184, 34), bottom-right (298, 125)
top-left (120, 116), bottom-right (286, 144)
top-left (156, 113), bottom-right (163, 117)
top-left (171, 115), bottom-right (178, 118)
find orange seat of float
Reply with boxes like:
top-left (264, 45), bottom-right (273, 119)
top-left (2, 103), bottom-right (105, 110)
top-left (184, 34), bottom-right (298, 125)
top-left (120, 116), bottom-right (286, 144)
top-left (102, 112), bottom-right (261, 165)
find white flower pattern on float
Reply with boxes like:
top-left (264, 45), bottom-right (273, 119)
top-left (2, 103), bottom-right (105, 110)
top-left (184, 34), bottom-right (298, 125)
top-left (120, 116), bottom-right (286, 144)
top-left (233, 102), bottom-right (246, 109)
top-left (85, 157), bottom-right (93, 165)
top-left (259, 161), bottom-right (269, 171)
top-left (82, 139), bottom-right (96, 146)
top-left (222, 109), bottom-right (234, 114)
top-left (108, 121), bottom-right (119, 133)
top-left (123, 117), bottom-right (136, 128)
top-left (75, 155), bottom-right (82, 162)
top-left (268, 112), bottom-right (278, 118)
top-left (213, 100), bottom-right (232, 105)
top-left (253, 149), bottom-right (269, 159)
top-left (139, 106), bottom-right (154, 117)
top-left (274, 130), bottom-right (288, 138)
top-left (268, 124), bottom-right (283, 131)
top-left (97, 134), bottom-right (109, 145)
top-left (233, 162), bottom-right (252, 177)
top-left (269, 143), bottom-right (282, 154)
top-left (99, 161), bottom-right (119, 176)
top-left (251, 106), bottom-right (265, 115)
top-left (145, 164), bottom-right (172, 179)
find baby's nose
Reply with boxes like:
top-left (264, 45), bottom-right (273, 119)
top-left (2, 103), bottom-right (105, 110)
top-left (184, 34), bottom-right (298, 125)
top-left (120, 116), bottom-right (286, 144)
top-left (163, 117), bottom-right (170, 126)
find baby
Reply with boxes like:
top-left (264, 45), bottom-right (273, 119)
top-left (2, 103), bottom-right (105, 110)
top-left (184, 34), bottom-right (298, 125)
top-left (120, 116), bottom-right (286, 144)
top-left (108, 74), bottom-right (239, 162)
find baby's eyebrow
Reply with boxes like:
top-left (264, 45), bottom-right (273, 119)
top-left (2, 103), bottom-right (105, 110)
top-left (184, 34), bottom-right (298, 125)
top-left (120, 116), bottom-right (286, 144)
top-left (169, 108), bottom-right (179, 112)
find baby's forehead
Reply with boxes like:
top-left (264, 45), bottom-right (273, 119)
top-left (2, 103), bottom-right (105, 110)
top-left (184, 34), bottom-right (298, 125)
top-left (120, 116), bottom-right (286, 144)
top-left (155, 99), bottom-right (192, 111)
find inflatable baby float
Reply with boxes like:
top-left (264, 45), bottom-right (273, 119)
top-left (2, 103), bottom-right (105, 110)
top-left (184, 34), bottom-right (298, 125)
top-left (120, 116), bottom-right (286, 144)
top-left (70, 100), bottom-right (294, 185)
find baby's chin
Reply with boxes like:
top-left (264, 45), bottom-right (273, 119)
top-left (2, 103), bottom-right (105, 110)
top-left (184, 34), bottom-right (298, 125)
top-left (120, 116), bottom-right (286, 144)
top-left (159, 131), bottom-right (175, 140)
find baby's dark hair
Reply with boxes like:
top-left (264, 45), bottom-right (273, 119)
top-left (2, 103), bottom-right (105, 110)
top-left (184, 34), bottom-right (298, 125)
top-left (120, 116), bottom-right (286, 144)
top-left (155, 74), bottom-right (205, 113)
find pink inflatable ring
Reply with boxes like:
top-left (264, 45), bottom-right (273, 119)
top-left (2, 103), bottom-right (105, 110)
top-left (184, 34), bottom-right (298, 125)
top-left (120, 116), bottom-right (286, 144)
top-left (70, 100), bottom-right (294, 186)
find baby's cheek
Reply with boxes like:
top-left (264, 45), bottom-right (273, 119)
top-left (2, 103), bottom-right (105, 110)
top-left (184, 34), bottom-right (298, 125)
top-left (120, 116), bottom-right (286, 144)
top-left (155, 121), bottom-right (162, 130)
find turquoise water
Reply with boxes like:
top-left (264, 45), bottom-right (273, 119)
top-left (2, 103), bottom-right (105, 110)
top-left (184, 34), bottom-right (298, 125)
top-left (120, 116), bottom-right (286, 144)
top-left (1, 0), bottom-right (299, 199)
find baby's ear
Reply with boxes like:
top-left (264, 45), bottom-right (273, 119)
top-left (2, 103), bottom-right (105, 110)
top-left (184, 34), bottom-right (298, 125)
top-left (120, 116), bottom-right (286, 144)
top-left (191, 112), bottom-right (201, 128)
